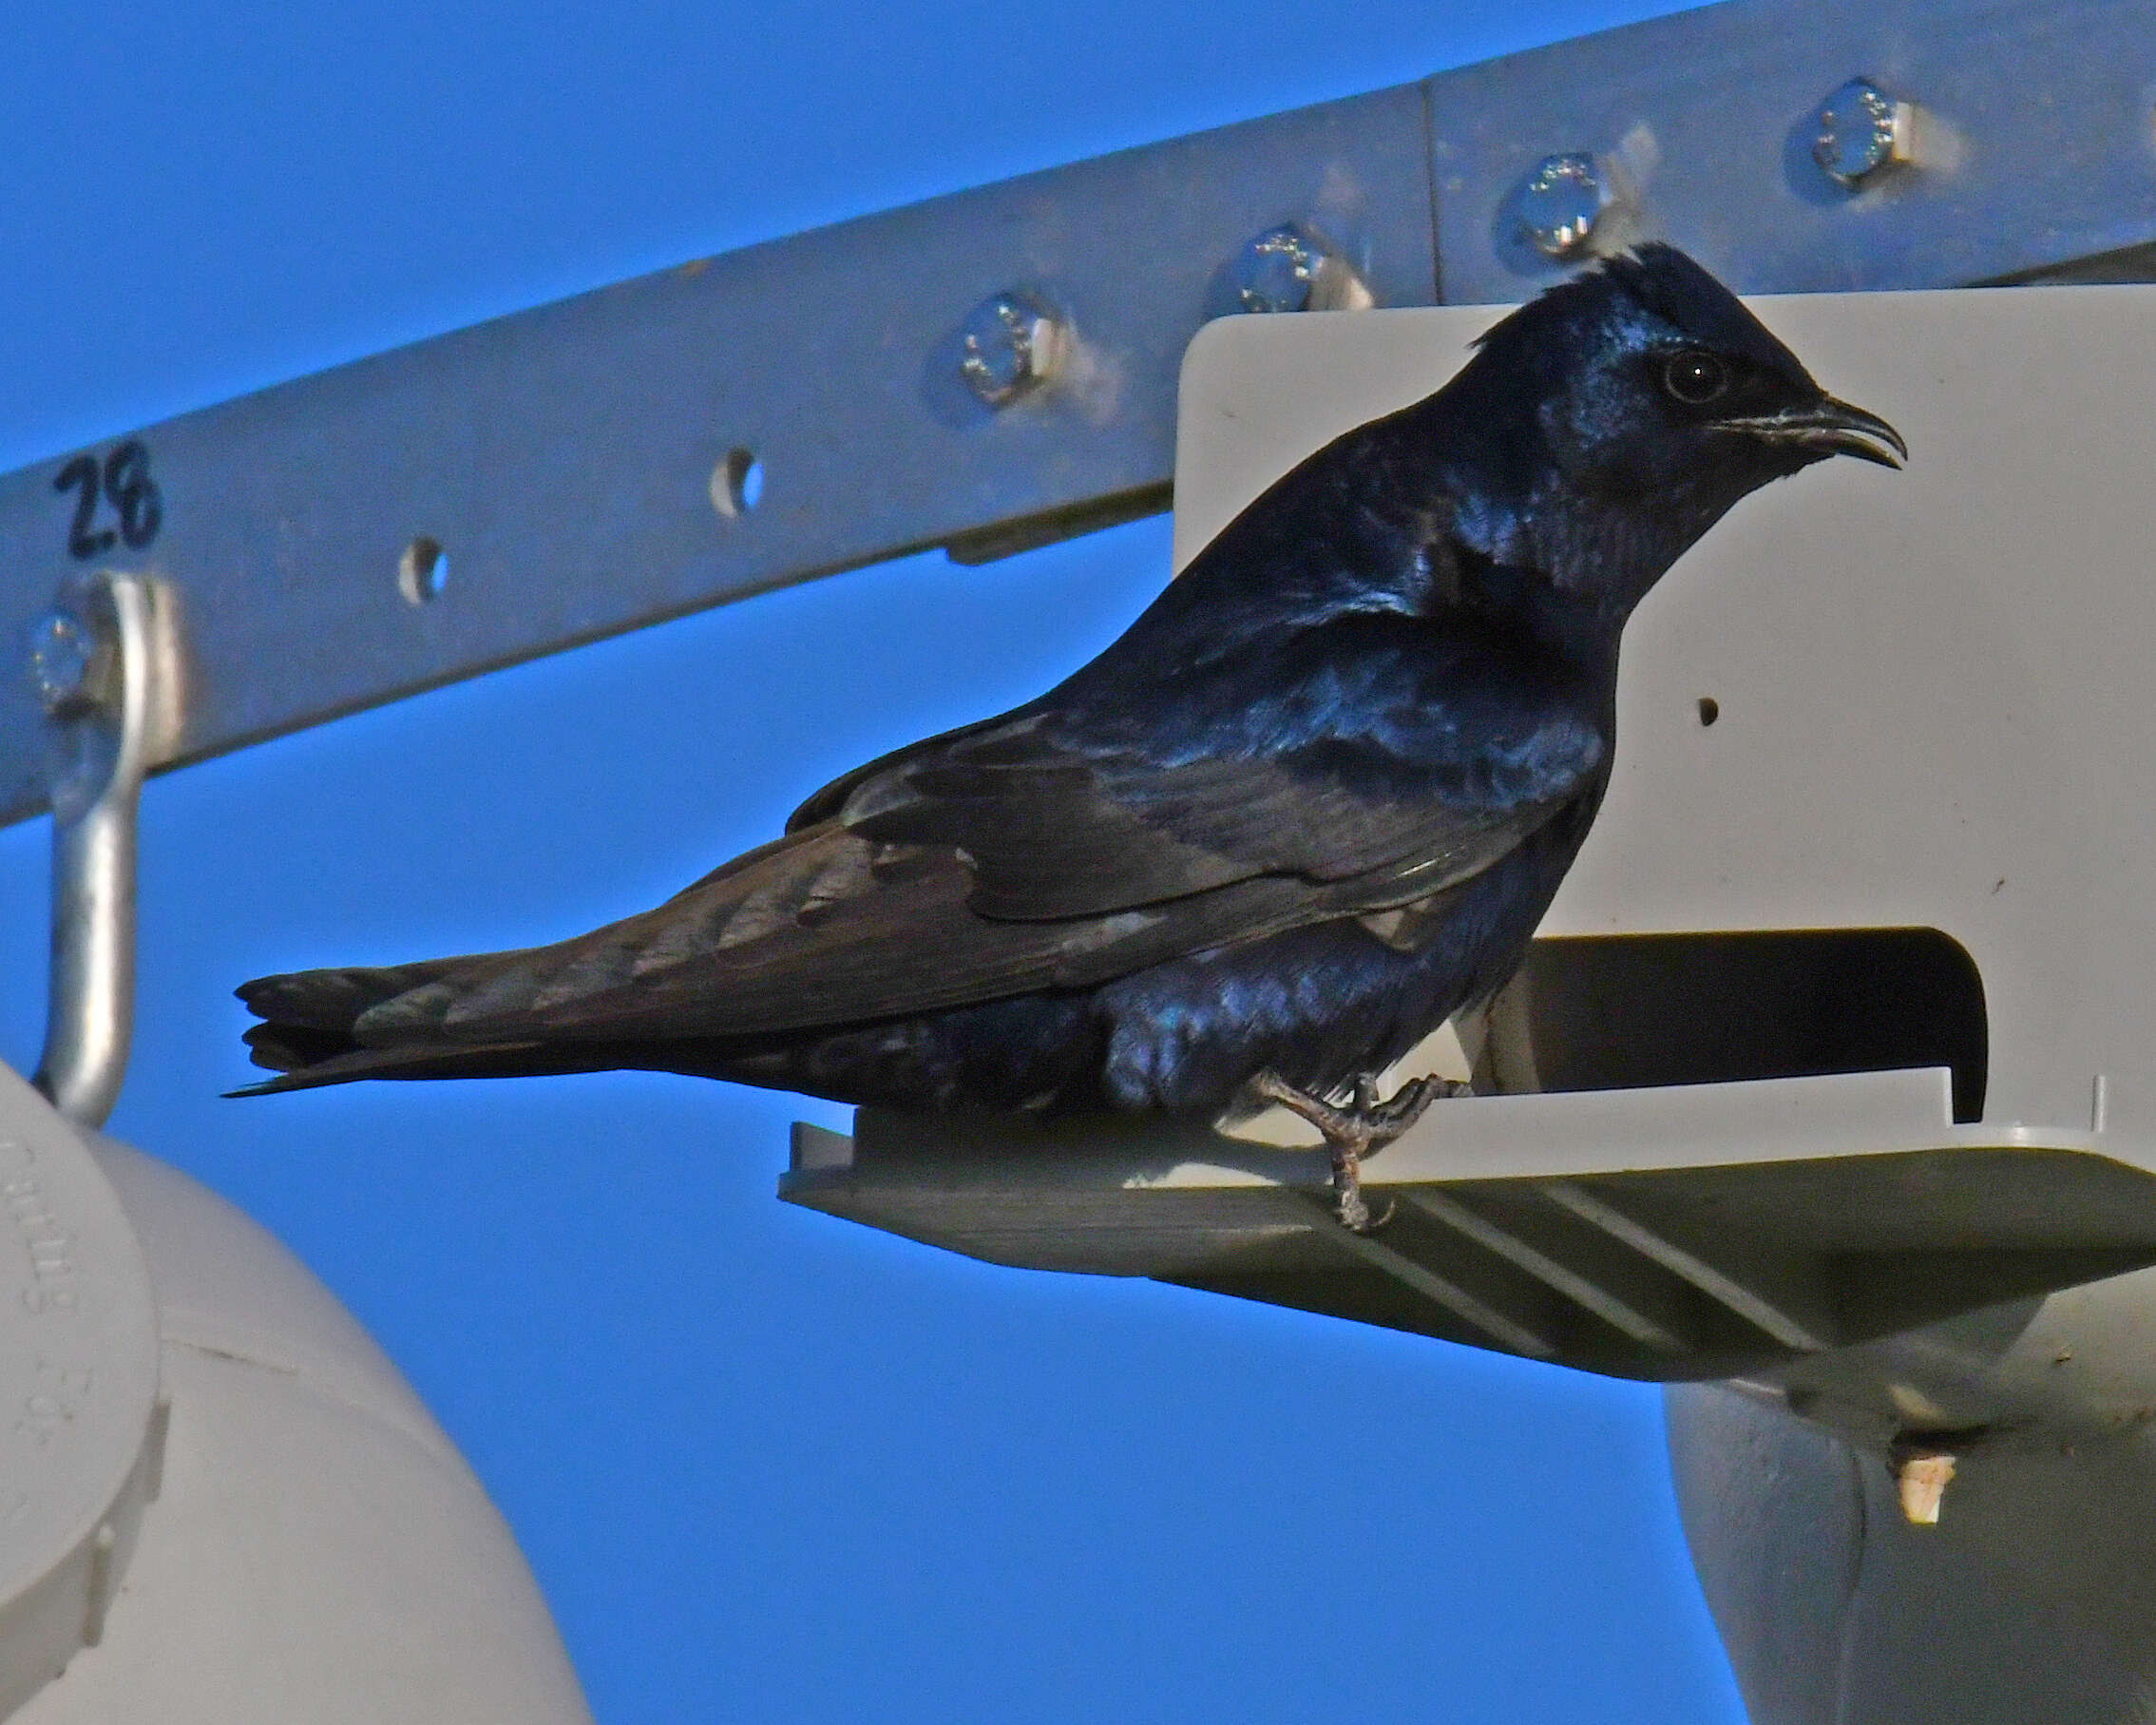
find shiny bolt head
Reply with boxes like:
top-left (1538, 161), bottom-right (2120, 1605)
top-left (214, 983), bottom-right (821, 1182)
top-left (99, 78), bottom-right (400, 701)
top-left (1232, 225), bottom-right (1326, 314)
top-left (959, 291), bottom-right (1066, 408)
top-left (1814, 78), bottom-right (1906, 187)
top-left (27, 608), bottom-right (101, 717)
top-left (1518, 153), bottom-right (1606, 258)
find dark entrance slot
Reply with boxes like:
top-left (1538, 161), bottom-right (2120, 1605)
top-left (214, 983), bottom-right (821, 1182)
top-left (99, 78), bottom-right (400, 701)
top-left (1485, 929), bottom-right (1988, 1123)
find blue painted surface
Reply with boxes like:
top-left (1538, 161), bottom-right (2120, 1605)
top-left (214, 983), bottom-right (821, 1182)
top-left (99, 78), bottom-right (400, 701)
top-left (0, 3), bottom-right (1744, 1718)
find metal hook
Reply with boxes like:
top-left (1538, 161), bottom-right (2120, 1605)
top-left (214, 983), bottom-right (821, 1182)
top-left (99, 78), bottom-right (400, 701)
top-left (27, 572), bottom-right (181, 1127)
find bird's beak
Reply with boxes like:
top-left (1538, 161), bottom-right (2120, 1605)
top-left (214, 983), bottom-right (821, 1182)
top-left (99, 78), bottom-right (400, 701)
top-left (1716, 397), bottom-right (1908, 469)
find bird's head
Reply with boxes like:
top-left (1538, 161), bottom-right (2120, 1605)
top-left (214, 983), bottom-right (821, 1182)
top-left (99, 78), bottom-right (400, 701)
top-left (1451, 244), bottom-right (1903, 604)
top-left (1482, 242), bottom-right (1904, 487)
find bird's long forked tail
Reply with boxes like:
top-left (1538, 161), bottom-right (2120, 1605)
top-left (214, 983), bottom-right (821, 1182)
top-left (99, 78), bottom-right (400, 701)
top-left (230, 961), bottom-right (545, 1095)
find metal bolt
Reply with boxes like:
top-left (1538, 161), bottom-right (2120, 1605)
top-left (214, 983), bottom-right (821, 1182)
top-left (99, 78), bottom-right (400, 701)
top-left (27, 609), bottom-right (102, 717)
top-left (1517, 153), bottom-right (1606, 259)
top-left (1813, 78), bottom-right (1910, 188)
top-left (1232, 225), bottom-right (1326, 314)
top-left (959, 290), bottom-right (1066, 408)
top-left (1229, 224), bottom-right (1374, 315)
top-left (1224, 225), bottom-right (1371, 316)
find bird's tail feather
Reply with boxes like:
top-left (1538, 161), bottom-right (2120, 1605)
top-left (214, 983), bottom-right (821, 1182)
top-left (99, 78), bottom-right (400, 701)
top-left (237, 962), bottom-right (458, 1035)
top-left (225, 1038), bottom-right (562, 1097)
top-left (232, 958), bottom-right (720, 1095)
top-left (235, 960), bottom-right (478, 1091)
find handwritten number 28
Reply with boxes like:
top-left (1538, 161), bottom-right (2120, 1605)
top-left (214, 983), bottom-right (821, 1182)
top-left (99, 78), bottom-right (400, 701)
top-left (54, 442), bottom-right (162, 559)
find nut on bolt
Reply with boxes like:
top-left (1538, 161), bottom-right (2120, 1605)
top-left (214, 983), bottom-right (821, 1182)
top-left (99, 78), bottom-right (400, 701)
top-left (1813, 78), bottom-right (1914, 188)
top-left (27, 608), bottom-right (105, 718)
top-left (1230, 224), bottom-right (1372, 315)
top-left (1517, 153), bottom-right (1608, 259)
top-left (959, 290), bottom-right (1067, 408)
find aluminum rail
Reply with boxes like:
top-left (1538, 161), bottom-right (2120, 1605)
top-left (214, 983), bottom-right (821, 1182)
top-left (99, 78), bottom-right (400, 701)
top-left (3, 0), bottom-right (2153, 830)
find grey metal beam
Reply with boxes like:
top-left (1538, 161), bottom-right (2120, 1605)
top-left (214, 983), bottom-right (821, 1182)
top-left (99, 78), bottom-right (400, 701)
top-left (5, 0), bottom-right (2154, 829)
top-left (0, 87), bottom-right (1435, 831)
top-left (1427, 0), bottom-right (2156, 303)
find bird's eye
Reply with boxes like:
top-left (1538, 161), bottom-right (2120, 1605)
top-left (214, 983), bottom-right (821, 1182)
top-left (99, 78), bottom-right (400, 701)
top-left (1662, 351), bottom-right (1728, 405)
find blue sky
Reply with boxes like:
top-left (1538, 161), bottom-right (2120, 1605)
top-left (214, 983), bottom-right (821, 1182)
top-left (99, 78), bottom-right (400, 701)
top-left (0, 2), bottom-right (1746, 1719)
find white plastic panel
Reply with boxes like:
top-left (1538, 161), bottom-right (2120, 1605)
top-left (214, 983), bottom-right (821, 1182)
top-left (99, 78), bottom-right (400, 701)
top-left (0, 1063), bottom-right (592, 1724)
top-left (0, 1066), bottom-right (160, 1719)
top-left (8, 1136), bottom-right (595, 1725)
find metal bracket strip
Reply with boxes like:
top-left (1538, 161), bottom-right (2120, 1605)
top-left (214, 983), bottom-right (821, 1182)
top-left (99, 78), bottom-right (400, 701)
top-left (0, 87), bottom-right (1435, 831)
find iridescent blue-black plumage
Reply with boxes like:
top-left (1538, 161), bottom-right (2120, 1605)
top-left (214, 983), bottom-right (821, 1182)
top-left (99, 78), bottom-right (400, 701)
top-left (233, 244), bottom-right (1901, 1111)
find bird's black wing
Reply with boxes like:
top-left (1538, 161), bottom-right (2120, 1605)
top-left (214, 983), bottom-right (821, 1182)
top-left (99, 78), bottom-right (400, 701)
top-left (814, 609), bottom-right (1602, 920)
top-left (334, 610), bottom-right (1603, 1047)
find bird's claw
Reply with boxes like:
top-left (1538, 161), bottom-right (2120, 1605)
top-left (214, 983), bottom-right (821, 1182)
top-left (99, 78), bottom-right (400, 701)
top-left (1353, 1071), bottom-right (1468, 1137)
top-left (1333, 1176), bottom-right (1398, 1235)
top-left (1250, 1068), bottom-right (1468, 1235)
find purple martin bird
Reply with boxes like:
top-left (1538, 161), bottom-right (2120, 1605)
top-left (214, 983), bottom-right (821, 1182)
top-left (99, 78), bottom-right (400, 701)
top-left (236, 244), bottom-right (1901, 1229)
